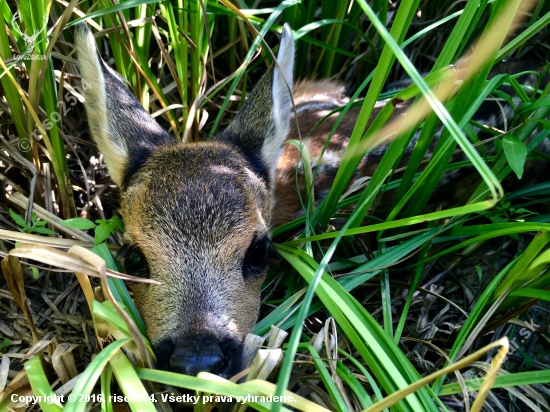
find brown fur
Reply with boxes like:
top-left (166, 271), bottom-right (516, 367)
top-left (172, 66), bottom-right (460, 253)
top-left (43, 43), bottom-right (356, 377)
top-left (124, 143), bottom-right (267, 354)
top-left (76, 23), bottom-right (294, 377)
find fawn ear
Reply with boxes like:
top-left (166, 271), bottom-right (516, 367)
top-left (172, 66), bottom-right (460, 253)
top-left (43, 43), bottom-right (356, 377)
top-left (75, 23), bottom-right (176, 189)
top-left (218, 24), bottom-right (295, 182)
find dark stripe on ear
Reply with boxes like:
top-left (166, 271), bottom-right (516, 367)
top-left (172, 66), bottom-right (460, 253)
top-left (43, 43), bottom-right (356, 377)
top-left (76, 23), bottom-right (177, 189)
top-left (99, 55), bottom-right (176, 189)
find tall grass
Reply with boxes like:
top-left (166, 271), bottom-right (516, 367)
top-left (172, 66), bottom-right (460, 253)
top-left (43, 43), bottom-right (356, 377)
top-left (0, 0), bottom-right (549, 411)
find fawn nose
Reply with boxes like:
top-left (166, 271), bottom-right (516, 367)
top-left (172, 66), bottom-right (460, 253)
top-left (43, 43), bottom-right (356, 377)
top-left (169, 341), bottom-right (225, 376)
top-left (155, 335), bottom-right (243, 377)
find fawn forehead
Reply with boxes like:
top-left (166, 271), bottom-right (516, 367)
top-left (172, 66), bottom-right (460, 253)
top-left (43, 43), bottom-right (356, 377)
top-left (120, 141), bottom-right (271, 253)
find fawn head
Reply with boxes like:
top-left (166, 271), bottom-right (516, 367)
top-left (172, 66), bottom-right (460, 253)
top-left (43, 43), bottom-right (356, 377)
top-left (75, 24), bottom-right (294, 377)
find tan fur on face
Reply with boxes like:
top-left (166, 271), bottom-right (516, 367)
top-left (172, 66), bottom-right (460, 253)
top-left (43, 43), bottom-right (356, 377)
top-left (122, 142), bottom-right (270, 345)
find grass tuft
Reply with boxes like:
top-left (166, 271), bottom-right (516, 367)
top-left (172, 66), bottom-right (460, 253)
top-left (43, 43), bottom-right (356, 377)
top-left (0, 0), bottom-right (549, 411)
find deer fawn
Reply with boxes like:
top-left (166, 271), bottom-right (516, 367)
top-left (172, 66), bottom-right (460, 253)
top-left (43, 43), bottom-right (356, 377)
top-left (75, 23), bottom-right (546, 378)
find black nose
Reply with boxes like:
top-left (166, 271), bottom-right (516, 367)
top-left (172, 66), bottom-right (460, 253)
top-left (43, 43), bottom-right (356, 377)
top-left (169, 342), bottom-right (225, 376)
top-left (154, 336), bottom-right (244, 378)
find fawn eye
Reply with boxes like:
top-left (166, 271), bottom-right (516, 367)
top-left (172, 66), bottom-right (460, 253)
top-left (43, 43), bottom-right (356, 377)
top-left (121, 245), bottom-right (150, 278)
top-left (243, 236), bottom-right (270, 278)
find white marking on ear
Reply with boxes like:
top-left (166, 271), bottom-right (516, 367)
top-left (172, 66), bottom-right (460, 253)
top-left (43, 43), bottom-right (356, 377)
top-left (263, 23), bottom-right (295, 179)
top-left (75, 24), bottom-right (128, 185)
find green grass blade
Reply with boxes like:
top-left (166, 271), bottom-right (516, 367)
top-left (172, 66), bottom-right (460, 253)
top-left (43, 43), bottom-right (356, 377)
top-left (92, 243), bottom-right (147, 335)
top-left (207, 0), bottom-right (299, 138)
top-left (298, 343), bottom-right (349, 412)
top-left (438, 370), bottom-right (550, 395)
top-left (508, 288), bottom-right (550, 301)
top-left (277, 245), bottom-right (436, 411)
top-left (335, 361), bottom-right (372, 409)
top-left (65, 338), bottom-right (131, 412)
top-left (25, 356), bottom-right (63, 411)
top-left (318, 0), bottom-right (421, 229)
top-left (109, 350), bottom-right (157, 411)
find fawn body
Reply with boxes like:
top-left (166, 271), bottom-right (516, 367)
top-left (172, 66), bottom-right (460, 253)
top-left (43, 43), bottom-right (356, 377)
top-left (75, 23), bottom-right (545, 378)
